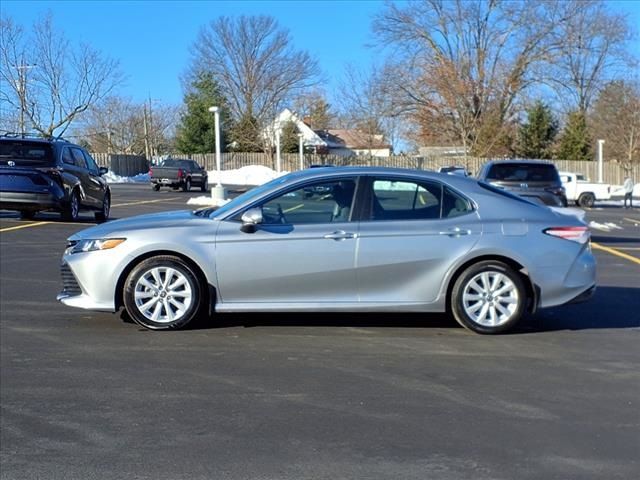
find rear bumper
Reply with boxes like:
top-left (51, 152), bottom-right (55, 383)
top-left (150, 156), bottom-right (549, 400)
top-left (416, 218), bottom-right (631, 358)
top-left (567, 284), bottom-right (596, 304)
top-left (0, 190), bottom-right (61, 211)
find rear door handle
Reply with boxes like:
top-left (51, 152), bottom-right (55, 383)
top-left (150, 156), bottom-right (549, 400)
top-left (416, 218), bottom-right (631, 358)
top-left (323, 230), bottom-right (357, 241)
top-left (439, 227), bottom-right (471, 237)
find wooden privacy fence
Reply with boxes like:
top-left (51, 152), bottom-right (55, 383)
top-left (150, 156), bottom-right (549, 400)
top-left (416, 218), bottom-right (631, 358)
top-left (183, 152), bottom-right (638, 186)
top-left (91, 153), bottom-right (149, 177)
top-left (91, 151), bottom-right (638, 186)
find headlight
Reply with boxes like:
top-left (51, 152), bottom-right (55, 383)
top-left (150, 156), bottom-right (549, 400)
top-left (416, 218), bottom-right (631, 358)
top-left (66, 238), bottom-right (126, 254)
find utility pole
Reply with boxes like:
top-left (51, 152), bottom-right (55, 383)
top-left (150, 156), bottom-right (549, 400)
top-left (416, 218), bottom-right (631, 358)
top-left (14, 58), bottom-right (37, 136)
top-left (143, 104), bottom-right (151, 160)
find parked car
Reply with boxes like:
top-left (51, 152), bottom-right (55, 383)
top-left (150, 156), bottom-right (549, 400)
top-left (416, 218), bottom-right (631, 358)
top-left (150, 159), bottom-right (208, 192)
top-left (0, 135), bottom-right (111, 221)
top-left (57, 167), bottom-right (595, 334)
top-left (477, 160), bottom-right (567, 207)
top-left (438, 165), bottom-right (469, 176)
top-left (559, 171), bottom-right (611, 207)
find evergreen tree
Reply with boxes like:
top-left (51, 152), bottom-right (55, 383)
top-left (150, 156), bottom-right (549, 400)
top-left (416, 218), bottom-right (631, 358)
top-left (228, 113), bottom-right (262, 152)
top-left (280, 120), bottom-right (300, 153)
top-left (175, 72), bottom-right (231, 154)
top-left (556, 111), bottom-right (592, 161)
top-left (516, 101), bottom-right (558, 159)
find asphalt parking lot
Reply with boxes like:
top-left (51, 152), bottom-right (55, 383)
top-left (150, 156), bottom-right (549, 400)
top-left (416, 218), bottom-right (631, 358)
top-left (1, 184), bottom-right (639, 480)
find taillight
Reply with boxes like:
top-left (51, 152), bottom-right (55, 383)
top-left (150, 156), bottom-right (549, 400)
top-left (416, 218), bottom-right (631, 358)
top-left (177, 168), bottom-right (184, 179)
top-left (149, 167), bottom-right (153, 176)
top-left (36, 166), bottom-right (63, 186)
top-left (544, 226), bottom-right (590, 244)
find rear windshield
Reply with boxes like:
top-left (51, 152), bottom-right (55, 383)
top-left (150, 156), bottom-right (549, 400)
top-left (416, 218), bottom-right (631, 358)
top-left (160, 159), bottom-right (191, 168)
top-left (486, 163), bottom-right (559, 182)
top-left (0, 141), bottom-right (54, 167)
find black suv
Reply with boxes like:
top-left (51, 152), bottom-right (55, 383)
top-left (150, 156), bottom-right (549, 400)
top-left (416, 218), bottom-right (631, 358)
top-left (0, 136), bottom-right (111, 221)
top-left (477, 160), bottom-right (567, 207)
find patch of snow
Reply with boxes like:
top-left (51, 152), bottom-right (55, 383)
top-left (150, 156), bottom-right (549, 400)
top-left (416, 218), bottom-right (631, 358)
top-left (603, 222), bottom-right (623, 230)
top-left (104, 171), bottom-right (150, 184)
top-left (187, 196), bottom-right (231, 207)
top-left (207, 165), bottom-right (287, 186)
top-left (589, 221), bottom-right (612, 232)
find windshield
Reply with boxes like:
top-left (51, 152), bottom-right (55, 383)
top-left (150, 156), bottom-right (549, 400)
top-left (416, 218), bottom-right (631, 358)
top-left (196, 174), bottom-right (292, 218)
top-left (0, 141), bottom-right (54, 167)
top-left (486, 163), bottom-right (559, 182)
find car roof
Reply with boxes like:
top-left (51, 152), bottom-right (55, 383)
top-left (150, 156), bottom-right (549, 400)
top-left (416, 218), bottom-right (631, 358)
top-left (484, 159), bottom-right (556, 166)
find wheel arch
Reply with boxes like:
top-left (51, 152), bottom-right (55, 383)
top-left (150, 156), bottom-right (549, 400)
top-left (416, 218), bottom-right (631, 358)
top-left (114, 250), bottom-right (216, 316)
top-left (444, 254), bottom-right (539, 314)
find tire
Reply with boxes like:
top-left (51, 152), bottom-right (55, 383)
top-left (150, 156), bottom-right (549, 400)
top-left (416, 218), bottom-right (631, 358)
top-left (123, 255), bottom-right (204, 330)
top-left (578, 192), bottom-right (595, 208)
top-left (19, 210), bottom-right (37, 220)
top-left (95, 192), bottom-right (110, 223)
top-left (450, 261), bottom-right (527, 334)
top-left (201, 180), bottom-right (208, 192)
top-left (182, 178), bottom-right (191, 192)
top-left (152, 183), bottom-right (161, 191)
top-left (62, 189), bottom-right (80, 221)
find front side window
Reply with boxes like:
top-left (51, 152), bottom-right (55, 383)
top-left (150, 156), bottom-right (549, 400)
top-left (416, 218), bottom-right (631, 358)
top-left (371, 179), bottom-right (442, 220)
top-left (82, 150), bottom-right (99, 174)
top-left (62, 147), bottom-right (75, 166)
top-left (258, 179), bottom-right (357, 225)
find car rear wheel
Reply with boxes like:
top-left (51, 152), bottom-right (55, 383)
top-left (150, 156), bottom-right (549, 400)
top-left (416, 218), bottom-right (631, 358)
top-left (62, 190), bottom-right (80, 221)
top-left (152, 184), bottom-right (161, 191)
top-left (182, 178), bottom-right (191, 192)
top-left (123, 255), bottom-right (204, 330)
top-left (95, 193), bottom-right (110, 223)
top-left (578, 192), bottom-right (595, 208)
top-left (451, 261), bottom-right (527, 334)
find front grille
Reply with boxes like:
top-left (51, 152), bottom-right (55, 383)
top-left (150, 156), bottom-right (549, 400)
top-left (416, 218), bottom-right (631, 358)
top-left (60, 262), bottom-right (82, 296)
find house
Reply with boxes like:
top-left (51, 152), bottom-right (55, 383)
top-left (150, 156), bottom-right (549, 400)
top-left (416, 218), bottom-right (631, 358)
top-left (267, 109), bottom-right (392, 157)
top-left (418, 146), bottom-right (469, 158)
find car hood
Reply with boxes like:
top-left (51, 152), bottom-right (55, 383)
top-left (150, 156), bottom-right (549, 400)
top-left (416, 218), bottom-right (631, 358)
top-left (68, 210), bottom-right (209, 240)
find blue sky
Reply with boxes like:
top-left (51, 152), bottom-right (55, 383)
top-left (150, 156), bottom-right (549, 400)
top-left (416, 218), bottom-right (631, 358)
top-left (2, 0), bottom-right (639, 108)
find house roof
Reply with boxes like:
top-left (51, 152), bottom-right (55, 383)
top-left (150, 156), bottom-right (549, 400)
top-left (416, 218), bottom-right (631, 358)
top-left (315, 129), bottom-right (391, 150)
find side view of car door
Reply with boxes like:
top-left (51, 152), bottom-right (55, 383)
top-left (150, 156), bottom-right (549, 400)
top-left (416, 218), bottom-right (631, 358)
top-left (213, 177), bottom-right (362, 307)
top-left (355, 177), bottom-right (482, 307)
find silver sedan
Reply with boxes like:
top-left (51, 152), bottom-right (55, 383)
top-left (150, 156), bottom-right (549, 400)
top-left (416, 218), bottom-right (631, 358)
top-left (57, 167), bottom-right (596, 334)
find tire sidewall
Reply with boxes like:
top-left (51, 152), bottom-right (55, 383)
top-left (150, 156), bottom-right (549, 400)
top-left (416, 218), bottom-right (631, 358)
top-left (123, 256), bottom-right (203, 330)
top-left (451, 261), bottom-right (526, 334)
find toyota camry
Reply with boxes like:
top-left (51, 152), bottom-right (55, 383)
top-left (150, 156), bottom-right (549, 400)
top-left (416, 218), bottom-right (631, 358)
top-left (57, 167), bottom-right (596, 334)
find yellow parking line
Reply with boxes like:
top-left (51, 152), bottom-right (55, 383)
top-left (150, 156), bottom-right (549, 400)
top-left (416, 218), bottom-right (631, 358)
top-left (592, 242), bottom-right (640, 265)
top-left (284, 204), bottom-right (305, 213)
top-left (0, 221), bottom-right (50, 233)
top-left (112, 197), bottom-right (180, 207)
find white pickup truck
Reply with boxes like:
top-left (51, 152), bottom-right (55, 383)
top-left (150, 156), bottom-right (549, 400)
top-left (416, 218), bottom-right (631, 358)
top-left (559, 171), bottom-right (611, 207)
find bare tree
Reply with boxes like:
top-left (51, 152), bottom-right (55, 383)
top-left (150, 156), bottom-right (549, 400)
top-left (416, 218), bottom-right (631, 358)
top-left (292, 89), bottom-right (334, 130)
top-left (190, 15), bottom-right (319, 151)
top-left (78, 96), bottom-right (177, 155)
top-left (0, 13), bottom-right (121, 138)
top-left (590, 80), bottom-right (640, 172)
top-left (545, 0), bottom-right (635, 114)
top-left (373, 0), bottom-right (565, 156)
top-left (337, 64), bottom-right (402, 154)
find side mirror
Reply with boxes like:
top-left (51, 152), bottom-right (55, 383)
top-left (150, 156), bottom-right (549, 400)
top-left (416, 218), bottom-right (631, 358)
top-left (240, 207), bottom-right (262, 233)
top-left (99, 167), bottom-right (109, 176)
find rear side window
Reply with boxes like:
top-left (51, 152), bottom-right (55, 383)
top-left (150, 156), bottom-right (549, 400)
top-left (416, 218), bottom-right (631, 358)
top-left (442, 187), bottom-right (473, 218)
top-left (371, 179), bottom-right (442, 220)
top-left (71, 148), bottom-right (88, 169)
top-left (0, 141), bottom-right (54, 167)
top-left (486, 163), bottom-right (560, 182)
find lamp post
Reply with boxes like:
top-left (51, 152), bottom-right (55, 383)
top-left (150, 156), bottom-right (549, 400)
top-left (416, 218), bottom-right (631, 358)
top-left (298, 133), bottom-right (304, 170)
top-left (208, 106), bottom-right (226, 200)
top-left (597, 139), bottom-right (605, 183)
top-left (275, 125), bottom-right (282, 173)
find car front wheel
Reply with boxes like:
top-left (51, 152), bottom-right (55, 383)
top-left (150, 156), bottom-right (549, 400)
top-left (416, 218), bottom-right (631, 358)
top-left (95, 193), bottom-right (110, 223)
top-left (451, 261), bottom-right (527, 334)
top-left (123, 255), bottom-right (204, 330)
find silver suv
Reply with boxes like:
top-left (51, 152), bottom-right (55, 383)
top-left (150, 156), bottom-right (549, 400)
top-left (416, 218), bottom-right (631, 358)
top-left (477, 160), bottom-right (567, 207)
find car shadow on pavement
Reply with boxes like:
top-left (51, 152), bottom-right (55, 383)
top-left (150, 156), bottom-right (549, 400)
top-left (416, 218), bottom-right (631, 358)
top-left (591, 235), bottom-right (640, 244)
top-left (518, 286), bottom-right (640, 333)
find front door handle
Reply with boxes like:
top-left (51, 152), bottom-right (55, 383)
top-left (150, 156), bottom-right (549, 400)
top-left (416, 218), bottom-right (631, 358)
top-left (439, 227), bottom-right (471, 237)
top-left (323, 230), bottom-right (357, 241)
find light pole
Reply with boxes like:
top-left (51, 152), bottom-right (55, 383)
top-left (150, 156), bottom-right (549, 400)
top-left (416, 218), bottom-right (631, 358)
top-left (298, 133), bottom-right (304, 170)
top-left (208, 106), bottom-right (226, 200)
top-left (597, 139), bottom-right (605, 183)
top-left (275, 125), bottom-right (282, 173)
